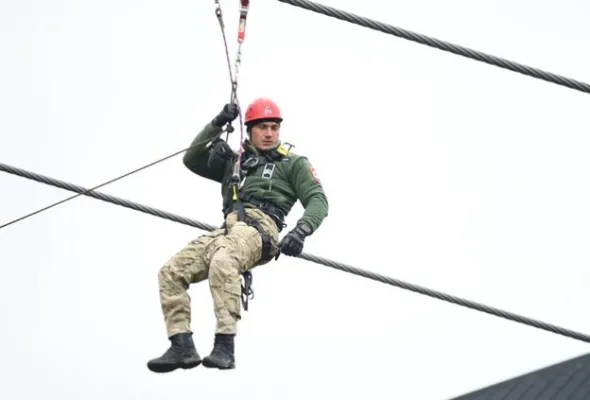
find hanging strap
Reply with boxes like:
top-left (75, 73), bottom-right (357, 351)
top-left (214, 0), bottom-right (249, 214)
top-left (214, 0), bottom-right (255, 310)
top-left (214, 0), bottom-right (248, 138)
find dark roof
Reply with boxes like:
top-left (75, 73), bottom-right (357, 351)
top-left (448, 353), bottom-right (590, 400)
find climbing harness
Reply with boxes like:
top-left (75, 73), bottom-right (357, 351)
top-left (221, 142), bottom-right (295, 311)
top-left (214, 0), bottom-right (257, 311)
top-left (228, 146), bottom-right (294, 311)
top-left (222, 143), bottom-right (293, 234)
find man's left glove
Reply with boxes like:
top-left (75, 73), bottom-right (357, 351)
top-left (275, 223), bottom-right (312, 259)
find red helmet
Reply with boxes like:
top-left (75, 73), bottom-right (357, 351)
top-left (244, 98), bottom-right (283, 125)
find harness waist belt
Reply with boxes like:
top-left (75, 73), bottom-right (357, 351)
top-left (225, 193), bottom-right (286, 231)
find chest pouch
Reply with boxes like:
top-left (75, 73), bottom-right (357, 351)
top-left (207, 138), bottom-right (234, 170)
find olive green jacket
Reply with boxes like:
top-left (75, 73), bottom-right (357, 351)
top-left (182, 122), bottom-right (329, 234)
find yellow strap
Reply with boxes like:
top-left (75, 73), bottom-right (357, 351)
top-left (232, 184), bottom-right (238, 201)
top-left (277, 145), bottom-right (290, 156)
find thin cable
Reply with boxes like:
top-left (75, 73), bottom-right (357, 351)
top-left (1, 162), bottom-right (590, 344)
top-left (0, 131), bottom-right (226, 230)
top-left (277, 0), bottom-right (590, 95)
top-left (215, 0), bottom-right (236, 102)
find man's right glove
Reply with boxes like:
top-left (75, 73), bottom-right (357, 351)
top-left (211, 103), bottom-right (239, 128)
top-left (275, 223), bottom-right (312, 259)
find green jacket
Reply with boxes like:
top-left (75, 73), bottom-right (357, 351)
top-left (182, 122), bottom-right (329, 234)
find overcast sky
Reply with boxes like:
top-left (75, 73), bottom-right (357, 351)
top-left (2, 0), bottom-right (590, 399)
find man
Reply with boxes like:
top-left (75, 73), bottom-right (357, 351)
top-left (147, 98), bottom-right (329, 372)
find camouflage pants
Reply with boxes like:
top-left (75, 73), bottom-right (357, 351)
top-left (158, 208), bottom-right (280, 336)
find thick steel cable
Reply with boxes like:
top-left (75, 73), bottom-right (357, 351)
top-left (0, 147), bottom-right (190, 230)
top-left (0, 162), bottom-right (217, 232)
top-left (2, 162), bottom-right (590, 344)
top-left (0, 131), bottom-right (228, 230)
top-left (277, 0), bottom-right (590, 96)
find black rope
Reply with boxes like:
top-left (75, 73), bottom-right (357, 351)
top-left (277, 0), bottom-right (590, 96)
top-left (2, 161), bottom-right (590, 344)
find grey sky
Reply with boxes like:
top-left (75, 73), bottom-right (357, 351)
top-left (1, 0), bottom-right (590, 399)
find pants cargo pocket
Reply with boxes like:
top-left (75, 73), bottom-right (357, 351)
top-left (224, 278), bottom-right (243, 321)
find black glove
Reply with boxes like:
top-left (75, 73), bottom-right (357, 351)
top-left (276, 223), bottom-right (312, 259)
top-left (211, 103), bottom-right (239, 127)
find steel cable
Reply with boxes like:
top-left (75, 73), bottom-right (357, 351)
top-left (277, 0), bottom-right (590, 95)
top-left (2, 161), bottom-right (590, 344)
top-left (0, 130), bottom-right (228, 230)
top-left (0, 162), bottom-right (217, 232)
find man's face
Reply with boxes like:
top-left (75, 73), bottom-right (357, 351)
top-left (250, 121), bottom-right (280, 151)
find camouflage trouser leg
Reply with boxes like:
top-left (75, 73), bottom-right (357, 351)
top-left (209, 209), bottom-right (280, 335)
top-left (157, 208), bottom-right (279, 337)
top-left (158, 228), bottom-right (226, 337)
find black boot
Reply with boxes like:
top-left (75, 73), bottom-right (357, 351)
top-left (202, 334), bottom-right (235, 369)
top-left (147, 332), bottom-right (202, 373)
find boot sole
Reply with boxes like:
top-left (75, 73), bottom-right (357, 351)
top-left (147, 358), bottom-right (202, 373)
top-left (202, 358), bottom-right (235, 370)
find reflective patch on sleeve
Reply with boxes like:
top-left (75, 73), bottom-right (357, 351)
top-left (309, 166), bottom-right (320, 184)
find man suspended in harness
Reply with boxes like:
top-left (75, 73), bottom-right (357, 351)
top-left (147, 98), bottom-right (329, 371)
